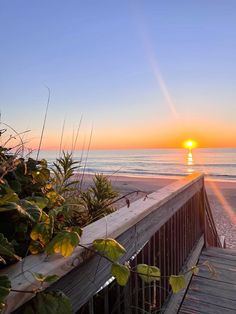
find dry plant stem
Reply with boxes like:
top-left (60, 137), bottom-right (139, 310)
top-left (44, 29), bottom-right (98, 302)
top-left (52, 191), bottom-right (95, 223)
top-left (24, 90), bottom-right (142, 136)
top-left (59, 117), bottom-right (66, 158)
top-left (72, 114), bottom-right (83, 152)
top-left (107, 190), bottom-right (149, 207)
top-left (78, 244), bottom-right (171, 281)
top-left (0, 122), bottom-right (26, 156)
top-left (80, 125), bottom-right (93, 190)
top-left (36, 86), bottom-right (50, 161)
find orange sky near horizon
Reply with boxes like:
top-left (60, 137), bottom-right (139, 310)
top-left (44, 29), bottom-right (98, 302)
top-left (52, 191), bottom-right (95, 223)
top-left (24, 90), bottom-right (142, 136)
top-left (30, 117), bottom-right (236, 151)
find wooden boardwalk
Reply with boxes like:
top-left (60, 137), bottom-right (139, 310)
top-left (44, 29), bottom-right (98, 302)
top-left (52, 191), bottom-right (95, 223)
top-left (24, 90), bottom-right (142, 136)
top-left (179, 247), bottom-right (236, 314)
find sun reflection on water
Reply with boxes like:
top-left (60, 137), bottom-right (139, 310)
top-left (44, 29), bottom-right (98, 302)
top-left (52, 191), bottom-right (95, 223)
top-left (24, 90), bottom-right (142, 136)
top-left (187, 151), bottom-right (194, 173)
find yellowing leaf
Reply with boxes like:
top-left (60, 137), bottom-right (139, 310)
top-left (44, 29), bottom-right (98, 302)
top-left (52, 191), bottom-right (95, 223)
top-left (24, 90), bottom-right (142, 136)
top-left (30, 213), bottom-right (53, 245)
top-left (32, 273), bottom-right (59, 284)
top-left (29, 241), bottom-right (44, 255)
top-left (93, 238), bottom-right (126, 261)
top-left (46, 231), bottom-right (80, 257)
top-left (111, 263), bottom-right (130, 286)
top-left (32, 272), bottom-right (45, 282)
top-left (191, 266), bottom-right (199, 275)
top-left (169, 275), bottom-right (186, 293)
top-left (136, 264), bottom-right (161, 283)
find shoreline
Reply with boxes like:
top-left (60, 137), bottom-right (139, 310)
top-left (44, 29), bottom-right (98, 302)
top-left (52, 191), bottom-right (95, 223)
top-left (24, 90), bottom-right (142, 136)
top-left (82, 171), bottom-right (236, 183)
top-left (81, 173), bottom-right (236, 248)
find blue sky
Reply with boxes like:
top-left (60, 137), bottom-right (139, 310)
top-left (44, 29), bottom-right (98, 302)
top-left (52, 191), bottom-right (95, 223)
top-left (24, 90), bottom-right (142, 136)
top-left (1, 1), bottom-right (236, 149)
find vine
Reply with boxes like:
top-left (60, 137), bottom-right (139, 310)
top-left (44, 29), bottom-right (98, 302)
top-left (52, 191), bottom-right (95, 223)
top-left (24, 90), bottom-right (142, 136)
top-left (0, 138), bottom-right (214, 313)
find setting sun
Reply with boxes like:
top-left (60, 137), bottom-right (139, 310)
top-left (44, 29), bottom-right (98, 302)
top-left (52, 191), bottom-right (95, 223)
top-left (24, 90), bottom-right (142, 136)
top-left (183, 140), bottom-right (197, 150)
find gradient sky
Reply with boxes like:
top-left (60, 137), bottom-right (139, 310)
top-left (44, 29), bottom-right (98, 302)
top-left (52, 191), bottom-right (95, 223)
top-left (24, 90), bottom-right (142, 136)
top-left (0, 0), bottom-right (236, 150)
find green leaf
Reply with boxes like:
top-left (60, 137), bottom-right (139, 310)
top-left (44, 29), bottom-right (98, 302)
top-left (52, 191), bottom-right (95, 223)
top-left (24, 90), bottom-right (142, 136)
top-left (32, 273), bottom-right (59, 284)
top-left (19, 200), bottom-right (42, 222)
top-left (0, 275), bottom-right (11, 310)
top-left (23, 291), bottom-right (72, 314)
top-left (0, 185), bottom-right (19, 205)
top-left (70, 226), bottom-right (83, 237)
top-left (0, 233), bottom-right (21, 262)
top-left (43, 275), bottom-right (59, 284)
top-left (136, 264), bottom-right (161, 283)
top-left (0, 202), bottom-right (19, 212)
top-left (25, 196), bottom-right (49, 209)
top-left (45, 231), bottom-right (80, 257)
top-left (93, 238), bottom-right (126, 261)
top-left (29, 241), bottom-right (44, 255)
top-left (32, 168), bottom-right (50, 184)
top-left (111, 263), bottom-right (130, 286)
top-left (169, 275), bottom-right (186, 293)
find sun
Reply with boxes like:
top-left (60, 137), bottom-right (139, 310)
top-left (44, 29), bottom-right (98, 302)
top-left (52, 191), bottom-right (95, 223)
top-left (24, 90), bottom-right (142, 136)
top-left (183, 139), bottom-right (197, 150)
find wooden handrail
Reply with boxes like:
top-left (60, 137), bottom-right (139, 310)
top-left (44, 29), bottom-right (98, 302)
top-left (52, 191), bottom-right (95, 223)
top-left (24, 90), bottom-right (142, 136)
top-left (0, 173), bottom-right (221, 314)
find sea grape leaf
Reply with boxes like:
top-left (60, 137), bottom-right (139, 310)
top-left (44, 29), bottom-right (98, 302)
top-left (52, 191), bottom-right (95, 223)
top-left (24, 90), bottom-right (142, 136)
top-left (29, 241), bottom-right (44, 255)
top-left (45, 230), bottom-right (80, 257)
top-left (46, 191), bottom-right (64, 207)
top-left (23, 291), bottom-right (72, 314)
top-left (93, 238), bottom-right (126, 261)
top-left (136, 264), bottom-right (161, 283)
top-left (0, 233), bottom-right (21, 262)
top-left (32, 273), bottom-right (59, 284)
top-left (19, 200), bottom-right (42, 222)
top-left (0, 184), bottom-right (19, 205)
top-left (0, 275), bottom-right (11, 310)
top-left (111, 263), bottom-right (130, 286)
top-left (169, 275), bottom-right (186, 293)
top-left (25, 196), bottom-right (49, 209)
top-left (32, 168), bottom-right (50, 184)
top-left (0, 202), bottom-right (19, 212)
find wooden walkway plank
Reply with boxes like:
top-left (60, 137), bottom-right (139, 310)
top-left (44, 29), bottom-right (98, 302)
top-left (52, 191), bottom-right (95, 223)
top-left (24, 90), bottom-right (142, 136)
top-left (185, 286), bottom-right (236, 310)
top-left (188, 276), bottom-right (236, 301)
top-left (199, 253), bottom-right (236, 267)
top-left (179, 298), bottom-right (236, 314)
top-left (179, 246), bottom-right (236, 313)
top-left (203, 247), bottom-right (236, 256)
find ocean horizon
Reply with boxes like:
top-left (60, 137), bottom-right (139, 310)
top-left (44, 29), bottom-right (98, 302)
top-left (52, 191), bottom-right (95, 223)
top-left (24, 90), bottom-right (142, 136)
top-left (32, 148), bottom-right (236, 182)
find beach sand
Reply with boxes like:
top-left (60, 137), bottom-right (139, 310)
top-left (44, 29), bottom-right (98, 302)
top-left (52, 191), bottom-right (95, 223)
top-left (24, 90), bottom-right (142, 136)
top-left (82, 174), bottom-right (236, 248)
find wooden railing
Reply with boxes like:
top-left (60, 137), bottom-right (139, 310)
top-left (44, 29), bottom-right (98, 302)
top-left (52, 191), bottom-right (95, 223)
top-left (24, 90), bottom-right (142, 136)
top-left (1, 173), bottom-right (222, 314)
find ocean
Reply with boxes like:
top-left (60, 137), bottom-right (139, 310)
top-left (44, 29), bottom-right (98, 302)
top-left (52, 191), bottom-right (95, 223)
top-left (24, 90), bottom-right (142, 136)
top-left (33, 148), bottom-right (236, 182)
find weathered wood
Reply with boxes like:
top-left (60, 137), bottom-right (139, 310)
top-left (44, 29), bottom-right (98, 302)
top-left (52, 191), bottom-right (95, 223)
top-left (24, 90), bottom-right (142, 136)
top-left (189, 276), bottom-right (236, 301)
top-left (180, 298), bottom-right (236, 314)
top-left (185, 288), bottom-right (236, 310)
top-left (163, 235), bottom-right (204, 314)
top-left (200, 251), bottom-right (236, 267)
top-left (1, 173), bottom-right (204, 313)
top-left (179, 246), bottom-right (236, 314)
top-left (203, 246), bottom-right (236, 256)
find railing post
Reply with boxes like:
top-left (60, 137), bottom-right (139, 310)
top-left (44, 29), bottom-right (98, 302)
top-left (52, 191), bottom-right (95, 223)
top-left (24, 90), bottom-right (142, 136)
top-left (200, 177), bottom-right (208, 248)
